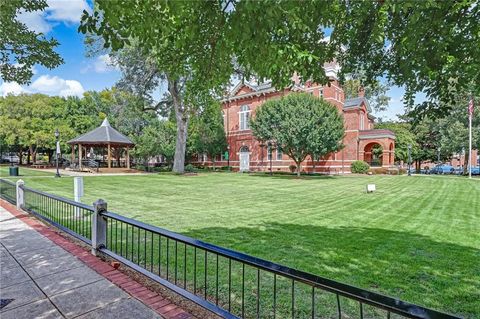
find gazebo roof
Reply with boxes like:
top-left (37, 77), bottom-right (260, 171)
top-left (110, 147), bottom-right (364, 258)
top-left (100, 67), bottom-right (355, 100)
top-left (67, 118), bottom-right (134, 146)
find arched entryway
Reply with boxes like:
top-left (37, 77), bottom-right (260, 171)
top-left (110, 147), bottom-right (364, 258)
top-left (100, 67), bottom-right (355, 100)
top-left (364, 142), bottom-right (383, 167)
top-left (239, 146), bottom-right (250, 171)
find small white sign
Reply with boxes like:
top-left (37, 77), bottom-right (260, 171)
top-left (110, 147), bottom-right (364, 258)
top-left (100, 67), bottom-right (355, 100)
top-left (366, 184), bottom-right (376, 193)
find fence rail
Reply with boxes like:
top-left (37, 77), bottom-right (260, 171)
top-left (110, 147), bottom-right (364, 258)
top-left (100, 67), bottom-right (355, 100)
top-left (0, 179), bottom-right (460, 319)
top-left (0, 178), bottom-right (16, 205)
top-left (21, 185), bottom-right (93, 244)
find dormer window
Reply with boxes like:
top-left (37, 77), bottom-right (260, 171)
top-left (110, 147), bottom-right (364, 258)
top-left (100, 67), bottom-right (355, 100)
top-left (239, 105), bottom-right (250, 130)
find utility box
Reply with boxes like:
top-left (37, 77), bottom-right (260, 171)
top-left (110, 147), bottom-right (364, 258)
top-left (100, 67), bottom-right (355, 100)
top-left (366, 184), bottom-right (376, 193)
top-left (9, 166), bottom-right (19, 176)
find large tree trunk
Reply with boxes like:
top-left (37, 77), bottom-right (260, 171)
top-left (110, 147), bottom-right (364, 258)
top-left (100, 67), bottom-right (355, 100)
top-left (169, 77), bottom-right (188, 174)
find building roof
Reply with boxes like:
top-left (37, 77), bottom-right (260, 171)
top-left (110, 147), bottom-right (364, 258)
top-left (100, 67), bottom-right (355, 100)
top-left (67, 118), bottom-right (134, 146)
top-left (343, 97), bottom-right (372, 112)
top-left (359, 129), bottom-right (396, 140)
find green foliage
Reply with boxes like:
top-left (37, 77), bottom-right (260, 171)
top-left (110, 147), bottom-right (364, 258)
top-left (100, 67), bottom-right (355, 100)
top-left (79, 1), bottom-right (341, 172)
top-left (351, 160), bottom-right (370, 174)
top-left (250, 93), bottom-right (344, 176)
top-left (0, 90), bottom-right (161, 164)
top-left (184, 164), bottom-right (195, 173)
top-left (376, 122), bottom-right (418, 163)
top-left (133, 120), bottom-right (177, 165)
top-left (334, 1), bottom-right (480, 117)
top-left (343, 75), bottom-right (390, 112)
top-left (188, 100), bottom-right (227, 164)
top-left (0, 0), bottom-right (63, 84)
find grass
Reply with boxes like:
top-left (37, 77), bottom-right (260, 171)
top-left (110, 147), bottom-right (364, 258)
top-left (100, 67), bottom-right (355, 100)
top-left (3, 173), bottom-right (479, 318)
top-left (0, 165), bottom-right (54, 177)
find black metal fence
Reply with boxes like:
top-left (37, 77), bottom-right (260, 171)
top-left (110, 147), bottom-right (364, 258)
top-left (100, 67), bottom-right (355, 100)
top-left (0, 179), bottom-right (460, 319)
top-left (0, 178), bottom-right (16, 205)
top-left (100, 212), bottom-right (458, 319)
top-left (21, 185), bottom-right (93, 244)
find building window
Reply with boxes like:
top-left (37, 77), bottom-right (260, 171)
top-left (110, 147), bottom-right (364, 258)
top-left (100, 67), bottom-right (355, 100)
top-left (360, 113), bottom-right (365, 130)
top-left (319, 89), bottom-right (323, 97)
top-left (267, 144), bottom-right (273, 161)
top-left (276, 148), bottom-right (283, 161)
top-left (239, 105), bottom-right (250, 130)
top-left (222, 111), bottom-right (226, 128)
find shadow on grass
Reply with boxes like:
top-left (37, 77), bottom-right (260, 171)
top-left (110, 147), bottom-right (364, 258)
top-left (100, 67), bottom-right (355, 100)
top-left (183, 223), bottom-right (479, 318)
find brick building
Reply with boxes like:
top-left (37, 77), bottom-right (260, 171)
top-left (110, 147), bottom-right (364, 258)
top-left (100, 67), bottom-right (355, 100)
top-left (201, 65), bottom-right (396, 173)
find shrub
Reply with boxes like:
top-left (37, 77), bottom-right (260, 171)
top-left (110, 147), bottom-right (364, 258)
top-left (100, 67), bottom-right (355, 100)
top-left (185, 164), bottom-right (196, 173)
top-left (289, 164), bottom-right (297, 173)
top-left (351, 160), bottom-right (370, 174)
top-left (368, 167), bottom-right (388, 175)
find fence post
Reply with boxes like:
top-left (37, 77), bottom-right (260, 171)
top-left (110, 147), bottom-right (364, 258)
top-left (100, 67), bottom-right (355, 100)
top-left (91, 199), bottom-right (107, 256)
top-left (16, 179), bottom-right (24, 210)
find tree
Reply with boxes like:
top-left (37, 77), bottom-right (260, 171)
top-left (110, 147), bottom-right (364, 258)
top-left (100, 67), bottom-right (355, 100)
top-left (79, 1), bottom-right (339, 173)
top-left (343, 74), bottom-right (390, 112)
top-left (375, 122), bottom-right (418, 163)
top-left (189, 100), bottom-right (227, 168)
top-left (334, 1), bottom-right (480, 117)
top-left (0, 0), bottom-right (63, 84)
top-left (251, 93), bottom-right (344, 176)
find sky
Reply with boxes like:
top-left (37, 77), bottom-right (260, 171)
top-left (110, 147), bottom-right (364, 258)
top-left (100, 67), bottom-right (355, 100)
top-left (0, 0), bottom-right (410, 121)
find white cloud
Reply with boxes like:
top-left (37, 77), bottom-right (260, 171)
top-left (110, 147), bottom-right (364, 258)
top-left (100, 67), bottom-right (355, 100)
top-left (30, 75), bottom-right (85, 97)
top-left (81, 54), bottom-right (118, 74)
top-left (17, 0), bottom-right (91, 33)
top-left (94, 54), bottom-right (117, 73)
top-left (46, 0), bottom-right (90, 24)
top-left (0, 82), bottom-right (28, 97)
top-left (17, 10), bottom-right (52, 34)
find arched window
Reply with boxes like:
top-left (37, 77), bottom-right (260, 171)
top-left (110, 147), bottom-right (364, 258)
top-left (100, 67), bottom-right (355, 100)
top-left (239, 105), bottom-right (250, 130)
top-left (239, 146), bottom-right (249, 153)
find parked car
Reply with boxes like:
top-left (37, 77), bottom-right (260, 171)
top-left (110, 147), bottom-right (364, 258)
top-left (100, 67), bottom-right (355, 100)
top-left (431, 164), bottom-right (456, 174)
top-left (468, 167), bottom-right (480, 175)
top-left (1, 153), bottom-right (19, 164)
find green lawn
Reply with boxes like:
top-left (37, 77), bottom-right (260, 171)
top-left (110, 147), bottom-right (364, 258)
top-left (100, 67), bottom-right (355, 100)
top-left (0, 165), bottom-right (54, 177)
top-left (5, 173), bottom-right (479, 317)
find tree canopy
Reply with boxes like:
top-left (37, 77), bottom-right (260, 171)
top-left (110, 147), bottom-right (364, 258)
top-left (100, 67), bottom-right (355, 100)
top-left (334, 0), bottom-right (480, 117)
top-left (250, 93), bottom-right (344, 176)
top-left (0, 0), bottom-right (63, 84)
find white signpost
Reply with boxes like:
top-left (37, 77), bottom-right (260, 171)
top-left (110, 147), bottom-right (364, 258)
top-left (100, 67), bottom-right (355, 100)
top-left (74, 177), bottom-right (84, 217)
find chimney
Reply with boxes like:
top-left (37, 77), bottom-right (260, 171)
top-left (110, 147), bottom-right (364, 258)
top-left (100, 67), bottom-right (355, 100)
top-left (358, 86), bottom-right (365, 98)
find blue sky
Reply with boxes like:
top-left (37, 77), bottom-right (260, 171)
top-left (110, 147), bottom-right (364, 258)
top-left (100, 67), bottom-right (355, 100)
top-left (0, 0), bottom-right (409, 120)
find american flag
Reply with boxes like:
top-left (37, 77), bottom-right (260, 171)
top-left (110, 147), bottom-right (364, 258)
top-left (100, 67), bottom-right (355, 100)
top-left (468, 97), bottom-right (474, 117)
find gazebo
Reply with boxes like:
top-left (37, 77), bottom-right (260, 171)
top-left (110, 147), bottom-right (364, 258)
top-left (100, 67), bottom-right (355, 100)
top-left (67, 118), bottom-right (134, 171)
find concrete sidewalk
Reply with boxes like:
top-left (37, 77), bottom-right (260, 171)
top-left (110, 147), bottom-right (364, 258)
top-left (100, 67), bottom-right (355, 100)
top-left (0, 206), bottom-right (163, 319)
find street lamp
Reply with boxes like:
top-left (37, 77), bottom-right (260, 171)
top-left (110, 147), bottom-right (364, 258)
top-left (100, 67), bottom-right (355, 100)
top-left (54, 128), bottom-right (61, 178)
top-left (407, 144), bottom-right (412, 176)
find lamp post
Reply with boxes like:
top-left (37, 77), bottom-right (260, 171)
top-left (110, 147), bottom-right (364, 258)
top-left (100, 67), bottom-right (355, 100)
top-left (437, 147), bottom-right (441, 164)
top-left (407, 144), bottom-right (412, 176)
top-left (54, 128), bottom-right (61, 178)
top-left (226, 145), bottom-right (230, 170)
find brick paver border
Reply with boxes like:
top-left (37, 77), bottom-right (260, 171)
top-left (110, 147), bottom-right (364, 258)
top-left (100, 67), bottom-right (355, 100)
top-left (0, 200), bottom-right (195, 319)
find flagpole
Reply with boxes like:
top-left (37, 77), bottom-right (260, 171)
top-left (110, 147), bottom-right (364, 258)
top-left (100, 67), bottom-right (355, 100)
top-left (468, 109), bottom-right (472, 179)
top-left (468, 96), bottom-right (473, 179)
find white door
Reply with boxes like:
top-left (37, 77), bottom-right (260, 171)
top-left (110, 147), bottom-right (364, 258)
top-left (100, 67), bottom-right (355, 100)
top-left (239, 151), bottom-right (250, 171)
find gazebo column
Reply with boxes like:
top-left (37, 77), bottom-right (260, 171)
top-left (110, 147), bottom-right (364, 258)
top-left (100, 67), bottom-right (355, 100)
top-left (126, 146), bottom-right (130, 169)
top-left (70, 145), bottom-right (74, 164)
top-left (79, 144), bottom-right (83, 169)
top-left (107, 143), bottom-right (111, 168)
